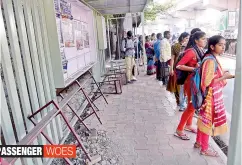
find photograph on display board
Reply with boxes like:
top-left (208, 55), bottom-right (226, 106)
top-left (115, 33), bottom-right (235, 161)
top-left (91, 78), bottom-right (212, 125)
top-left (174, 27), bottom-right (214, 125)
top-left (83, 23), bottom-right (89, 48)
top-left (62, 18), bottom-right (75, 47)
top-left (60, 0), bottom-right (71, 16)
top-left (75, 21), bottom-right (84, 50)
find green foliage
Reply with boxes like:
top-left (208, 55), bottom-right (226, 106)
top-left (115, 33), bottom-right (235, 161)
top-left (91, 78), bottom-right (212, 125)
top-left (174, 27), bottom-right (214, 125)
top-left (144, 1), bottom-right (175, 21)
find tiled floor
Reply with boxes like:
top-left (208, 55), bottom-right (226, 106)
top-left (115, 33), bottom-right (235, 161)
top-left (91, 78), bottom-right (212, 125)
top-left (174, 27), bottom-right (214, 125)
top-left (86, 72), bottom-right (226, 165)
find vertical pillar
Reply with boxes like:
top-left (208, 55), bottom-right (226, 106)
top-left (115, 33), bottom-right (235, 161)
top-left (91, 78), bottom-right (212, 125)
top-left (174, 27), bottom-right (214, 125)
top-left (107, 18), bottom-right (111, 62)
top-left (141, 12), bottom-right (146, 65)
top-left (227, 1), bottom-right (241, 165)
top-left (117, 18), bottom-right (120, 60)
top-left (136, 14), bottom-right (139, 66)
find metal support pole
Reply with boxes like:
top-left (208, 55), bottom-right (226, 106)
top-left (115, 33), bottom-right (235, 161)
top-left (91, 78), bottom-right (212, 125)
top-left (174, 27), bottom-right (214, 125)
top-left (141, 12), bottom-right (146, 67)
top-left (227, 1), bottom-right (241, 165)
top-left (107, 18), bottom-right (111, 62)
top-left (117, 18), bottom-right (121, 60)
top-left (135, 14), bottom-right (139, 71)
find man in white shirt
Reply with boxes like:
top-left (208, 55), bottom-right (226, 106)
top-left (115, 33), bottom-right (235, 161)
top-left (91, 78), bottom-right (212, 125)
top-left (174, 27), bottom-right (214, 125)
top-left (160, 31), bottom-right (171, 85)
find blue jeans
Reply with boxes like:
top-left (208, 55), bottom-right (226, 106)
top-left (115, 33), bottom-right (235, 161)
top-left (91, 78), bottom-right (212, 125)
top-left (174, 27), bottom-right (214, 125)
top-left (179, 85), bottom-right (187, 110)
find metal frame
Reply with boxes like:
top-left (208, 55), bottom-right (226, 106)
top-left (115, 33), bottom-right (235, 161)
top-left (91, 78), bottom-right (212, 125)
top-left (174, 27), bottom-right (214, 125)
top-left (58, 78), bottom-right (103, 126)
top-left (3, 100), bottom-right (63, 165)
top-left (57, 70), bottom-right (108, 129)
top-left (96, 79), bottom-right (122, 94)
top-left (4, 99), bottom-right (99, 165)
top-left (28, 100), bottom-right (92, 164)
top-left (59, 93), bottom-right (90, 131)
top-left (96, 69), bottom-right (124, 94)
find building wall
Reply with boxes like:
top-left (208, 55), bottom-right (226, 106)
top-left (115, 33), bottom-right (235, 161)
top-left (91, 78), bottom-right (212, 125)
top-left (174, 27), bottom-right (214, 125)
top-left (1, 0), bottom-right (106, 164)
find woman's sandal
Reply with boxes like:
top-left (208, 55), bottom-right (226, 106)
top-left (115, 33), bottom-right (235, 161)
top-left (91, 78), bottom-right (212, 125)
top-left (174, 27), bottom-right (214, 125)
top-left (194, 142), bottom-right (201, 149)
top-left (184, 127), bottom-right (197, 134)
top-left (200, 148), bottom-right (219, 157)
top-left (174, 132), bottom-right (190, 140)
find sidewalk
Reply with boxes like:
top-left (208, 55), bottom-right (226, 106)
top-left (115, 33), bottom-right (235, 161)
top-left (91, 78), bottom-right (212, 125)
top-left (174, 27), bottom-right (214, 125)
top-left (86, 71), bottom-right (227, 165)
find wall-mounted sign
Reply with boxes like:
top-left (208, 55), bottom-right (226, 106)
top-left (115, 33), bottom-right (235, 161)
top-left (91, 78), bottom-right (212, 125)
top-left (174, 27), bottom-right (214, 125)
top-left (60, 0), bottom-right (72, 16)
top-left (52, 0), bottom-right (96, 88)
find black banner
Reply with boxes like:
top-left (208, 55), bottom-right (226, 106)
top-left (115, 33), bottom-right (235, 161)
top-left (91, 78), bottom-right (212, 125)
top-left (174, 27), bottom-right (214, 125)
top-left (0, 145), bottom-right (43, 158)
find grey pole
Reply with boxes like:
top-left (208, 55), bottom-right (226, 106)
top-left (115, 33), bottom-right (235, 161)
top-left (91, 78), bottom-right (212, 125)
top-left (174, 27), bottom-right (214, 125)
top-left (227, 1), bottom-right (241, 165)
top-left (107, 18), bottom-right (111, 62)
top-left (136, 14), bottom-right (139, 64)
top-left (117, 18), bottom-right (120, 60)
top-left (141, 12), bottom-right (145, 68)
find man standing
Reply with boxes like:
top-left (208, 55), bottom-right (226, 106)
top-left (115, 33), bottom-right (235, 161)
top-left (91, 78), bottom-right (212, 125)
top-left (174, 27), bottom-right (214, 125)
top-left (160, 31), bottom-right (171, 85)
top-left (154, 33), bottom-right (162, 81)
top-left (122, 31), bottom-right (137, 84)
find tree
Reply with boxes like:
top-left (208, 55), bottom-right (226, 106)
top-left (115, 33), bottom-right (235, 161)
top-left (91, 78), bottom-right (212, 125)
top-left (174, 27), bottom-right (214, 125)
top-left (144, 1), bottom-right (175, 22)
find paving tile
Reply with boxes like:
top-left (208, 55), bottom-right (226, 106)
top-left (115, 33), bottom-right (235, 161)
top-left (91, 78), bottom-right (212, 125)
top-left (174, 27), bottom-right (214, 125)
top-left (162, 156), bottom-right (179, 165)
top-left (135, 149), bottom-right (150, 157)
top-left (204, 156), bottom-right (226, 165)
top-left (175, 153), bottom-right (191, 164)
top-left (159, 148), bottom-right (176, 157)
top-left (88, 72), bottom-right (225, 165)
top-left (135, 158), bottom-right (152, 165)
top-left (146, 144), bottom-right (161, 155)
top-left (151, 161), bottom-right (164, 165)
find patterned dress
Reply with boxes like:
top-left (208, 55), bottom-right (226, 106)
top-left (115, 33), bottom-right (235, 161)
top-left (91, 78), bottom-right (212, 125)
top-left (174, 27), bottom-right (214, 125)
top-left (145, 42), bottom-right (155, 75)
top-left (166, 43), bottom-right (184, 101)
top-left (197, 55), bottom-right (228, 136)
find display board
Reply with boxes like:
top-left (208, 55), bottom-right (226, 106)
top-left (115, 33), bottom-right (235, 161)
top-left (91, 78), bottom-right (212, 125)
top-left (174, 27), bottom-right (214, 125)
top-left (53, 0), bottom-right (97, 86)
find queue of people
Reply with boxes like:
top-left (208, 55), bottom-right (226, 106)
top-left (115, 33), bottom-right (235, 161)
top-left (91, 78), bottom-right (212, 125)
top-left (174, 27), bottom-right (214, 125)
top-left (122, 28), bottom-right (235, 157)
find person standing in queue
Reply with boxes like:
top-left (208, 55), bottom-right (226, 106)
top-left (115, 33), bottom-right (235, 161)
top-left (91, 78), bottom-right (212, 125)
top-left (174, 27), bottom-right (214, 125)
top-left (174, 31), bottom-right (207, 140)
top-left (145, 36), bottom-right (156, 75)
top-left (122, 31), bottom-right (137, 84)
top-left (154, 33), bottom-right (163, 81)
top-left (167, 32), bottom-right (190, 111)
top-left (194, 35), bottom-right (234, 156)
top-left (160, 31), bottom-right (172, 85)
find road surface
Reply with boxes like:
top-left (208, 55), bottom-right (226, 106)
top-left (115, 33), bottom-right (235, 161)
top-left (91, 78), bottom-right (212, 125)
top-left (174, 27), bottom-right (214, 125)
top-left (217, 55), bottom-right (236, 146)
top-left (217, 56), bottom-right (236, 119)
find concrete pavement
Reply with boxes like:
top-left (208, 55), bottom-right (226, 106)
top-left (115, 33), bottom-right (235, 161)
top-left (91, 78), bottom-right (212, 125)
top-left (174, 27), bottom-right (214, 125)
top-left (86, 71), bottom-right (227, 165)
